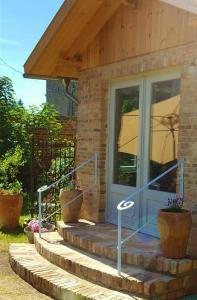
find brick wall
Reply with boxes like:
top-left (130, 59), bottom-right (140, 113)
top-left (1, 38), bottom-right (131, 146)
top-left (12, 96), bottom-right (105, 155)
top-left (76, 41), bottom-right (197, 256)
top-left (57, 116), bottom-right (76, 140)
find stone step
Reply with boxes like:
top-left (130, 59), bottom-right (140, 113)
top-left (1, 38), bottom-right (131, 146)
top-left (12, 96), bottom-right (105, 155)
top-left (57, 221), bottom-right (197, 276)
top-left (34, 231), bottom-right (187, 299)
top-left (9, 243), bottom-right (144, 300)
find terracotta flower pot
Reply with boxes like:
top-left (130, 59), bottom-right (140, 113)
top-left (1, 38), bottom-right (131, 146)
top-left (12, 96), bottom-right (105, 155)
top-left (24, 227), bottom-right (34, 244)
top-left (0, 194), bottom-right (23, 229)
top-left (157, 209), bottom-right (192, 258)
top-left (59, 189), bottom-right (83, 223)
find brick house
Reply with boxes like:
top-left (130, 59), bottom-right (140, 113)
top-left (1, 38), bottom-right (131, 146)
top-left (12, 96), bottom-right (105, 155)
top-left (9, 0), bottom-right (197, 298)
top-left (24, 0), bottom-right (197, 256)
top-left (46, 79), bottom-right (77, 117)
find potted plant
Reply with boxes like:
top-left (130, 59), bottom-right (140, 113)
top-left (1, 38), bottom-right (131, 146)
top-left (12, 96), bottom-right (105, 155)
top-left (0, 147), bottom-right (24, 229)
top-left (157, 197), bottom-right (192, 258)
top-left (23, 219), bottom-right (55, 243)
top-left (59, 179), bottom-right (83, 223)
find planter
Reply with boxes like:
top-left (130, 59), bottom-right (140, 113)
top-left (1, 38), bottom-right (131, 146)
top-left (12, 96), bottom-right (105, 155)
top-left (0, 194), bottom-right (23, 229)
top-left (24, 227), bottom-right (34, 244)
top-left (157, 209), bottom-right (192, 258)
top-left (59, 189), bottom-right (83, 223)
top-left (24, 222), bottom-right (55, 244)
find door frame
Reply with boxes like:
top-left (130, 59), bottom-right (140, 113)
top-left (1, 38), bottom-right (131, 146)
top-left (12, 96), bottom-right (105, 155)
top-left (140, 69), bottom-right (181, 235)
top-left (106, 78), bottom-right (144, 228)
top-left (106, 67), bottom-right (181, 231)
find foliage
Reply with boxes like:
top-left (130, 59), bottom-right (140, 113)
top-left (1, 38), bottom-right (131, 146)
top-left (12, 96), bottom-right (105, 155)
top-left (27, 103), bottom-right (61, 137)
top-left (0, 146), bottom-right (25, 194)
top-left (0, 76), bottom-right (15, 102)
top-left (0, 76), bottom-right (62, 156)
top-left (0, 76), bottom-right (62, 196)
top-left (166, 197), bottom-right (184, 213)
top-left (48, 145), bottom-right (75, 180)
top-left (0, 76), bottom-right (28, 156)
top-left (0, 215), bottom-right (29, 252)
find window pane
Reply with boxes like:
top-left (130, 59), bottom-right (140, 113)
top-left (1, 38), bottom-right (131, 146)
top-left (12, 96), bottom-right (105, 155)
top-left (149, 78), bottom-right (180, 192)
top-left (113, 86), bottom-right (139, 186)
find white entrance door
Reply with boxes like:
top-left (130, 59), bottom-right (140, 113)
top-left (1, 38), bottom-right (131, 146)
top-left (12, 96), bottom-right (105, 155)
top-left (140, 71), bottom-right (181, 237)
top-left (107, 79), bottom-right (144, 230)
top-left (107, 70), bottom-right (181, 236)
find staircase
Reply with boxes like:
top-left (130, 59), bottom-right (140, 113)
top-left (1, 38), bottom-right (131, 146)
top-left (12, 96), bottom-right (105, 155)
top-left (9, 220), bottom-right (197, 300)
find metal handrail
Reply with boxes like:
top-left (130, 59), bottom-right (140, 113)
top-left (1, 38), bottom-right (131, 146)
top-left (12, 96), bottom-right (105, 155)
top-left (37, 153), bottom-right (98, 238)
top-left (117, 158), bottom-right (184, 275)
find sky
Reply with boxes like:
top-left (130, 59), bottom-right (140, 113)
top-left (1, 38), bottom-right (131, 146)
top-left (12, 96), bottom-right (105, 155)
top-left (0, 0), bottom-right (64, 107)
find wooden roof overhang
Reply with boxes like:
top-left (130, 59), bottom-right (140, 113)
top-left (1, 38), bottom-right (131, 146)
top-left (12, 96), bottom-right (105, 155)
top-left (24, 0), bottom-right (197, 80)
top-left (24, 0), bottom-right (128, 79)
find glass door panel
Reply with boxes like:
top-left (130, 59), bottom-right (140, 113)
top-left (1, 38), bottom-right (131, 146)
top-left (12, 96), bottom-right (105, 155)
top-left (149, 78), bottom-right (180, 192)
top-left (107, 80), bottom-right (142, 230)
top-left (113, 86), bottom-right (139, 187)
top-left (140, 71), bottom-right (181, 237)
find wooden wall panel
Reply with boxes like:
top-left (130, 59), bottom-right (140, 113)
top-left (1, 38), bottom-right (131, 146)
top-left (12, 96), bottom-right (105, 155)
top-left (82, 0), bottom-right (197, 69)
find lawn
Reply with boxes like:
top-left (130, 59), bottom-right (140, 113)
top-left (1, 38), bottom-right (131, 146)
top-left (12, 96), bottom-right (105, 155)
top-left (0, 215), bottom-right (29, 252)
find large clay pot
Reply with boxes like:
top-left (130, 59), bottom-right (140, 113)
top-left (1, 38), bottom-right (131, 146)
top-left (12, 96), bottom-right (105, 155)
top-left (0, 194), bottom-right (23, 229)
top-left (157, 209), bottom-right (192, 258)
top-left (59, 189), bottom-right (83, 223)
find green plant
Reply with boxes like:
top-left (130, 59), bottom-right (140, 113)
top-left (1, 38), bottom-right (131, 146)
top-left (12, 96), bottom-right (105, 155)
top-left (165, 197), bottom-right (184, 213)
top-left (64, 178), bottom-right (81, 191)
top-left (0, 146), bottom-right (25, 194)
top-left (66, 181), bottom-right (76, 191)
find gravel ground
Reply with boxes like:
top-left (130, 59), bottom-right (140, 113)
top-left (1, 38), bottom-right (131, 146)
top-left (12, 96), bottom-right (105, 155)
top-left (0, 242), bottom-right (52, 300)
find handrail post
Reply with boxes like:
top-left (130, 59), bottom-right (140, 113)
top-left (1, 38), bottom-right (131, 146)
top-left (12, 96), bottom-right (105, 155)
top-left (117, 210), bottom-right (122, 275)
top-left (38, 191), bottom-right (42, 238)
top-left (94, 153), bottom-right (98, 185)
top-left (180, 158), bottom-right (184, 199)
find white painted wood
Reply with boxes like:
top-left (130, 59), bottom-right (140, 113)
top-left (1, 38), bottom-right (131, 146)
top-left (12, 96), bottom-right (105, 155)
top-left (140, 69), bottom-right (181, 237)
top-left (107, 79), bottom-right (143, 230)
top-left (107, 69), bottom-right (181, 236)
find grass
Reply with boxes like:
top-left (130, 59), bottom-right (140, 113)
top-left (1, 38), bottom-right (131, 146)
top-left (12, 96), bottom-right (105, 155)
top-left (0, 215), bottom-right (29, 252)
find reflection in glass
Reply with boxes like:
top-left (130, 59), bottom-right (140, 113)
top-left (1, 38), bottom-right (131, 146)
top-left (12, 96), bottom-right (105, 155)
top-left (113, 86), bottom-right (139, 186)
top-left (149, 79), bottom-right (180, 192)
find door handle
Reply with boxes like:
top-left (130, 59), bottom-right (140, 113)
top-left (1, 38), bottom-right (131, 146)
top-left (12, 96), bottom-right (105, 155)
top-left (136, 157), bottom-right (140, 168)
top-left (134, 157), bottom-right (140, 168)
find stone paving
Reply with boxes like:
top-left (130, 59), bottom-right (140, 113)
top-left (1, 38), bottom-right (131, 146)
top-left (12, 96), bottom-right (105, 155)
top-left (9, 243), bottom-right (143, 300)
top-left (57, 221), bottom-right (197, 276)
top-left (3, 221), bottom-right (197, 300)
top-left (0, 249), bottom-right (52, 300)
top-left (34, 231), bottom-right (176, 297)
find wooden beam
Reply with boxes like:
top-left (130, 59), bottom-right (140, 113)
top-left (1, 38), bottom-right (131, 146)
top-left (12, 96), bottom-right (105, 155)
top-left (24, 0), bottom-right (105, 76)
top-left (51, 64), bottom-right (80, 78)
top-left (121, 0), bottom-right (138, 8)
top-left (24, 73), bottom-right (61, 80)
top-left (65, 0), bottom-right (122, 59)
top-left (24, 0), bottom-right (76, 73)
top-left (58, 59), bottom-right (82, 68)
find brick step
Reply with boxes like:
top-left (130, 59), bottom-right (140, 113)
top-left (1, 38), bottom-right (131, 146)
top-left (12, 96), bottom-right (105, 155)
top-left (34, 231), bottom-right (189, 299)
top-left (9, 243), bottom-right (144, 300)
top-left (57, 221), bottom-right (197, 276)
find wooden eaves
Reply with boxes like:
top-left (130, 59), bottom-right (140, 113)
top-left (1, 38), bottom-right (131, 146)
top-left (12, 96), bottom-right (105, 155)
top-left (24, 0), bottom-right (197, 80)
top-left (24, 0), bottom-right (127, 79)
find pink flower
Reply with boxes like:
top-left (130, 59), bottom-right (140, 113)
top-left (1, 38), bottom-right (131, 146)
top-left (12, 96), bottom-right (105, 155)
top-left (27, 219), bottom-right (50, 233)
top-left (27, 219), bottom-right (39, 232)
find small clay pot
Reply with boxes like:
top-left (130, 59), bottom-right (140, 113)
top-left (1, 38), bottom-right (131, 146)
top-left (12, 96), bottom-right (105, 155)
top-left (157, 209), bottom-right (192, 258)
top-left (24, 227), bottom-right (34, 244)
top-left (59, 189), bottom-right (83, 223)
